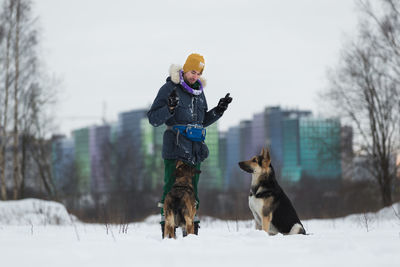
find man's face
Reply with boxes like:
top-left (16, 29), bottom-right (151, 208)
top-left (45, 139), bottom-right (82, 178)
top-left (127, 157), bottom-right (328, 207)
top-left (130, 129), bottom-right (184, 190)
top-left (183, 70), bottom-right (202, 85)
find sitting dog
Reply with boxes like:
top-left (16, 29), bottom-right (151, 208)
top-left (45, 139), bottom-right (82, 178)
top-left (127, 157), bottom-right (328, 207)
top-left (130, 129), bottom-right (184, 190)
top-left (163, 160), bottom-right (200, 239)
top-left (238, 148), bottom-right (306, 235)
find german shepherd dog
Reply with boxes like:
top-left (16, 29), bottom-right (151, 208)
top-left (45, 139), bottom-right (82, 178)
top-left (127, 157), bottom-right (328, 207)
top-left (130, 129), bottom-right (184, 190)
top-left (238, 148), bottom-right (306, 235)
top-left (163, 160), bottom-right (200, 239)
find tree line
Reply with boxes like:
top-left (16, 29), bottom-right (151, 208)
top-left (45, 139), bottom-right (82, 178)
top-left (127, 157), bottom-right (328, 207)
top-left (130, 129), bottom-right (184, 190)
top-left (0, 0), bottom-right (56, 200)
top-left (323, 0), bottom-right (400, 207)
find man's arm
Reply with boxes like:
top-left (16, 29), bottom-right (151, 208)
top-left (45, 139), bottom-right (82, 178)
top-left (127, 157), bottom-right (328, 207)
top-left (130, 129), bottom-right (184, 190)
top-left (203, 107), bottom-right (223, 128)
top-left (203, 93), bottom-right (232, 127)
top-left (147, 84), bottom-right (175, 127)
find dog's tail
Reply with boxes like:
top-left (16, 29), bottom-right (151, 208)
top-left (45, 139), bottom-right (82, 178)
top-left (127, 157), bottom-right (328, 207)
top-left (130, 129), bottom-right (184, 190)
top-left (289, 223), bottom-right (306, 235)
top-left (172, 196), bottom-right (185, 227)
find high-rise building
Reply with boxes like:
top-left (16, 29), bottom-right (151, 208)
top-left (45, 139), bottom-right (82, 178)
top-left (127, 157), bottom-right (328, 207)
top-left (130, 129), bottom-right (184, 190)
top-left (282, 117), bottom-right (342, 182)
top-left (224, 125), bottom-right (243, 190)
top-left (89, 125), bottom-right (112, 193)
top-left (141, 117), bottom-right (166, 190)
top-left (250, 111), bottom-right (267, 157)
top-left (218, 131), bottom-right (227, 187)
top-left (249, 107), bottom-right (311, 178)
top-left (72, 127), bottom-right (91, 193)
top-left (265, 107), bottom-right (285, 172)
top-left (239, 120), bottom-right (253, 161)
top-left (200, 122), bottom-right (223, 190)
top-left (282, 118), bottom-right (302, 182)
top-left (300, 117), bottom-right (342, 179)
top-left (117, 108), bottom-right (147, 191)
top-left (52, 135), bottom-right (75, 192)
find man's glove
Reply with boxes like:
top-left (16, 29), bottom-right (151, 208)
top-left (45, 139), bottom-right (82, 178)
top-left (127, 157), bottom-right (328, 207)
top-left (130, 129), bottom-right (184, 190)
top-left (216, 93), bottom-right (233, 114)
top-left (167, 89), bottom-right (179, 112)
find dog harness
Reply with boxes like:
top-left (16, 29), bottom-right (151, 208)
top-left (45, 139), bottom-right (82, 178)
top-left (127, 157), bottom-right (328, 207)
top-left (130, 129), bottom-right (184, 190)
top-left (168, 124), bottom-right (206, 142)
top-left (172, 184), bottom-right (194, 193)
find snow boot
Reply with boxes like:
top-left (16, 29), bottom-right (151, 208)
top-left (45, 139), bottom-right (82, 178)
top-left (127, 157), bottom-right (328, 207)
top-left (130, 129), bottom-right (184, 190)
top-left (159, 202), bottom-right (166, 238)
top-left (161, 221), bottom-right (165, 238)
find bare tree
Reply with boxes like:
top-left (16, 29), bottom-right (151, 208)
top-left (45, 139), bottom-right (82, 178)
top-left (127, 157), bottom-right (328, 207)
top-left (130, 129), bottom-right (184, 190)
top-left (11, 0), bottom-right (22, 200)
top-left (28, 80), bottom-right (58, 198)
top-left (0, 0), bottom-right (58, 199)
top-left (324, 0), bottom-right (400, 207)
top-left (0, 0), bottom-right (16, 200)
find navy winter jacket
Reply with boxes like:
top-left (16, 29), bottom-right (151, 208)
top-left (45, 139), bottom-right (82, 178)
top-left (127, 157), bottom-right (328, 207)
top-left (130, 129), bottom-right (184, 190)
top-left (147, 65), bottom-right (222, 164)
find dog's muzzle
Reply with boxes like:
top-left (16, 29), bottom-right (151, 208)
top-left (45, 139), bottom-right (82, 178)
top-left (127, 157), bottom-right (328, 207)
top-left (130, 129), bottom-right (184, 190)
top-left (238, 162), bottom-right (253, 173)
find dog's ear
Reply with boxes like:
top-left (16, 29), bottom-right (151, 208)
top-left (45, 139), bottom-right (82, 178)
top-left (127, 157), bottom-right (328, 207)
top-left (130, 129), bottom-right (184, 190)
top-left (262, 148), bottom-right (271, 166)
top-left (176, 160), bottom-right (184, 168)
top-left (264, 149), bottom-right (271, 161)
top-left (260, 147), bottom-right (265, 156)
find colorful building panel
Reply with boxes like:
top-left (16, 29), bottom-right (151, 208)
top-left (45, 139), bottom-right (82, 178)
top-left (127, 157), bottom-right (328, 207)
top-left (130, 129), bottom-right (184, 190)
top-left (200, 122), bottom-right (223, 190)
top-left (282, 117), bottom-right (342, 182)
top-left (117, 109), bottom-right (147, 191)
top-left (282, 118), bottom-right (302, 182)
top-left (250, 111), bottom-right (267, 157)
top-left (51, 135), bottom-right (75, 192)
top-left (224, 126), bottom-right (244, 191)
top-left (141, 117), bottom-right (165, 190)
top-left (299, 117), bottom-right (342, 179)
top-left (90, 125), bottom-right (112, 193)
top-left (72, 127), bottom-right (91, 193)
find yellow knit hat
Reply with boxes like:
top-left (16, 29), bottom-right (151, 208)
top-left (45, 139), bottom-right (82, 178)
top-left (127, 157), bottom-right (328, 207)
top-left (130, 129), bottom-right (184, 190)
top-left (183, 53), bottom-right (205, 74)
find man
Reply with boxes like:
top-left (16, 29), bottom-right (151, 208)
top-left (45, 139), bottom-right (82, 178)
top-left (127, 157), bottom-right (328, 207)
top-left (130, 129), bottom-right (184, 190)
top-left (147, 53), bottom-right (232, 235)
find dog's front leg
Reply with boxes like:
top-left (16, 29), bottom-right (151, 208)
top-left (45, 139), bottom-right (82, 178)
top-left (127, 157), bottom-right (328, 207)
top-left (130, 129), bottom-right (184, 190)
top-left (251, 211), bottom-right (262, 230)
top-left (261, 198), bottom-right (274, 234)
top-left (255, 220), bottom-right (262, 230)
top-left (262, 213), bottom-right (272, 234)
top-left (249, 196), bottom-right (262, 230)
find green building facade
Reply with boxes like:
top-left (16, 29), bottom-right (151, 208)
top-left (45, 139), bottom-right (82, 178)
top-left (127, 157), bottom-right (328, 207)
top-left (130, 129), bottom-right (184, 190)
top-left (299, 118), bottom-right (342, 179)
top-left (282, 117), bottom-right (342, 182)
top-left (72, 127), bottom-right (91, 193)
top-left (200, 122), bottom-right (224, 190)
top-left (141, 118), bottom-right (166, 190)
top-left (282, 118), bottom-right (302, 182)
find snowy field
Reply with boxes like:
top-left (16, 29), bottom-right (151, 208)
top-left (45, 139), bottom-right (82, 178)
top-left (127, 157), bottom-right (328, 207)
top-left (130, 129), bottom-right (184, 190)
top-left (0, 199), bottom-right (399, 267)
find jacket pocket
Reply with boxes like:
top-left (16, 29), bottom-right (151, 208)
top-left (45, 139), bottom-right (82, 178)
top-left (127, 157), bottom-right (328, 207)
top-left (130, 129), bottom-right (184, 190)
top-left (200, 142), bottom-right (209, 161)
top-left (162, 130), bottom-right (176, 159)
top-left (175, 131), bottom-right (194, 163)
top-left (194, 141), bottom-right (209, 163)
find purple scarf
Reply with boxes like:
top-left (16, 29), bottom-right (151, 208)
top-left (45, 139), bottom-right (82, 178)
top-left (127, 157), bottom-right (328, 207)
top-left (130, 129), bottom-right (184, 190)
top-left (179, 70), bottom-right (203, 95)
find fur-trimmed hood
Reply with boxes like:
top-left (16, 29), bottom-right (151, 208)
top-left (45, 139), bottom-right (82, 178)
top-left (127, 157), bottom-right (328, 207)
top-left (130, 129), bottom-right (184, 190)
top-left (169, 64), bottom-right (207, 88)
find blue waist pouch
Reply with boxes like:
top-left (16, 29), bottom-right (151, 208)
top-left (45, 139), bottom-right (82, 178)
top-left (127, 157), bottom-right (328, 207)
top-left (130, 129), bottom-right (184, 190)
top-left (172, 124), bottom-right (206, 142)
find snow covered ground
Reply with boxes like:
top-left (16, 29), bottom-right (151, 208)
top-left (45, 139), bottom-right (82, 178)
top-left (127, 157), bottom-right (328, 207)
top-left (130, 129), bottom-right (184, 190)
top-left (0, 199), bottom-right (399, 267)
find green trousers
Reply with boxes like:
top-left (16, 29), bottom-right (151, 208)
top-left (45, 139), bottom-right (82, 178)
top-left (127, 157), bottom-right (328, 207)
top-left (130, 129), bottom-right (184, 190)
top-left (161, 159), bottom-right (201, 211)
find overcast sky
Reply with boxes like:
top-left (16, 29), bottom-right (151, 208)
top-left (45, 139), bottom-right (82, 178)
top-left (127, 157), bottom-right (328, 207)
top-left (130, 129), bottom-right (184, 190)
top-left (33, 0), bottom-right (359, 135)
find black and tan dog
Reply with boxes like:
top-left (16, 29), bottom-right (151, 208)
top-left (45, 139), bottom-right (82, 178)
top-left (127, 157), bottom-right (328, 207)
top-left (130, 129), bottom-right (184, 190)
top-left (163, 160), bottom-right (200, 239)
top-left (238, 148), bottom-right (306, 235)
